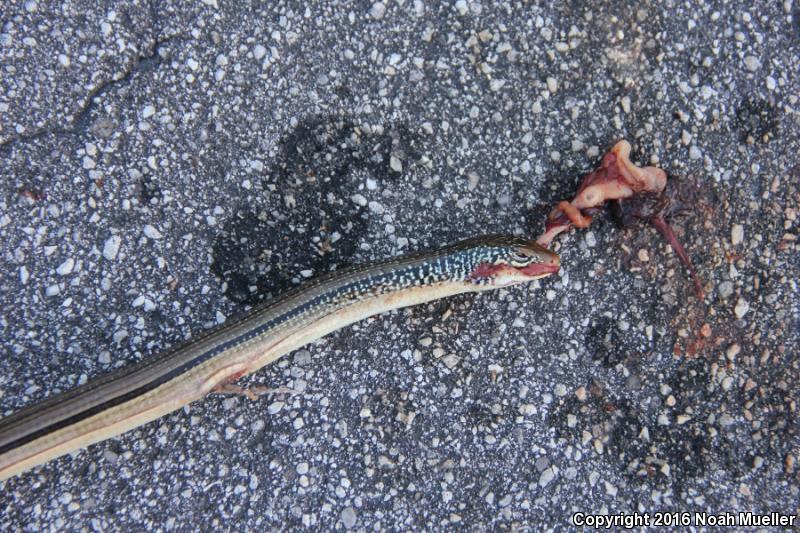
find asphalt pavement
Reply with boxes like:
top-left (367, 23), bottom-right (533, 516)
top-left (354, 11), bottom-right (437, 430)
top-left (1, 1), bottom-right (798, 530)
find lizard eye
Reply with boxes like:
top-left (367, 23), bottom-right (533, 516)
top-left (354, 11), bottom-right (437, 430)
top-left (510, 250), bottom-right (532, 264)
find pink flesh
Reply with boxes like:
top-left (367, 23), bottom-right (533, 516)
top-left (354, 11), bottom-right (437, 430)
top-left (538, 140), bottom-right (666, 247)
top-left (469, 262), bottom-right (504, 281)
top-left (536, 139), bottom-right (703, 299)
top-left (469, 261), bottom-right (560, 282)
top-left (651, 216), bottom-right (705, 299)
top-left (519, 260), bottom-right (560, 277)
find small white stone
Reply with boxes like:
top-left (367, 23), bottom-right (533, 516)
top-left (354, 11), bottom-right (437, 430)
top-left (734, 298), bottom-right (749, 319)
top-left (341, 507), bottom-right (357, 529)
top-left (689, 146), bottom-right (702, 160)
top-left (766, 76), bottom-right (776, 91)
top-left (538, 467), bottom-right (554, 487)
top-left (489, 79), bottom-right (505, 91)
top-left (454, 0), bottom-right (468, 15)
top-left (743, 55), bottom-right (761, 71)
top-left (19, 265), bottom-right (30, 284)
top-left (389, 155), bottom-right (403, 172)
top-left (45, 284), bottom-right (60, 297)
top-left (351, 194), bottom-right (367, 207)
top-left (369, 2), bottom-right (386, 19)
top-left (56, 257), bottom-right (74, 276)
top-left (368, 201), bottom-right (384, 214)
top-left (143, 224), bottom-right (163, 239)
top-left (103, 235), bottom-right (122, 260)
top-left (82, 156), bottom-right (96, 169)
top-left (546, 76), bottom-right (558, 93)
top-left (731, 224), bottom-right (744, 246)
top-left (142, 105), bottom-right (155, 118)
top-left (253, 44), bottom-right (267, 60)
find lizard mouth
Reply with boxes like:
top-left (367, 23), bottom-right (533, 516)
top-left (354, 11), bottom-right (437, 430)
top-left (469, 256), bottom-right (560, 285)
top-left (517, 255), bottom-right (561, 279)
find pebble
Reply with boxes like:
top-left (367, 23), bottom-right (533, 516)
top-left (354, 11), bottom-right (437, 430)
top-left (369, 2), bottom-right (386, 19)
top-left (143, 225), bottom-right (163, 239)
top-left (389, 155), bottom-right (403, 172)
top-left (766, 76), bottom-right (777, 90)
top-left (294, 350), bottom-right (312, 366)
top-left (56, 257), bottom-right (74, 276)
top-left (341, 507), bottom-right (357, 529)
top-left (689, 146), bottom-right (702, 160)
top-left (102, 235), bottom-right (122, 260)
top-left (253, 44), bottom-right (267, 60)
top-left (718, 281), bottom-right (734, 298)
top-left (731, 224), bottom-right (744, 245)
top-left (734, 298), bottom-right (750, 319)
top-left (743, 55), bottom-right (761, 71)
top-left (726, 343), bottom-right (741, 360)
top-left (538, 468), bottom-right (554, 487)
top-left (584, 231), bottom-right (596, 247)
